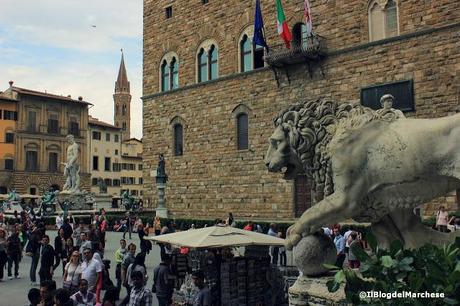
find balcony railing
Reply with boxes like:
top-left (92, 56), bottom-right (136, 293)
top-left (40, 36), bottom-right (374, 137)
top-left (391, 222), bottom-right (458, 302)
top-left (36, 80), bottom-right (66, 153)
top-left (265, 34), bottom-right (327, 67)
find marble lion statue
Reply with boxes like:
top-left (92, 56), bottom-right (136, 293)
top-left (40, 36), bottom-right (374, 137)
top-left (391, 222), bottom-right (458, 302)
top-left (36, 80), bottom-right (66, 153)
top-left (265, 98), bottom-right (460, 250)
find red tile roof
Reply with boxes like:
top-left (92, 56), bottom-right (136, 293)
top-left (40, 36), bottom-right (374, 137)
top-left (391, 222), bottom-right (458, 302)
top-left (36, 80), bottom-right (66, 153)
top-left (88, 116), bottom-right (120, 130)
top-left (12, 86), bottom-right (93, 105)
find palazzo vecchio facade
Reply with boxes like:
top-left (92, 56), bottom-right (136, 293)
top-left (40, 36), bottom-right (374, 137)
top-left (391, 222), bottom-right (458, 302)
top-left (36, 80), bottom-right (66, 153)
top-left (142, 0), bottom-right (460, 220)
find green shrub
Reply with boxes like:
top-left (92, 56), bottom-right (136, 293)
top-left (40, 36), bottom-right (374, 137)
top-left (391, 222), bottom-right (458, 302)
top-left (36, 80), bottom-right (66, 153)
top-left (326, 232), bottom-right (460, 305)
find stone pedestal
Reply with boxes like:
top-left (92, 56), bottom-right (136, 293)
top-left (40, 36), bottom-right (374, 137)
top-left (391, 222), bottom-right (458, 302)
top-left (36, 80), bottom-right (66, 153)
top-left (156, 177), bottom-right (168, 218)
top-left (57, 190), bottom-right (94, 211)
top-left (155, 206), bottom-right (169, 218)
top-left (289, 275), bottom-right (346, 306)
top-left (93, 194), bottom-right (112, 211)
top-left (289, 233), bottom-right (345, 306)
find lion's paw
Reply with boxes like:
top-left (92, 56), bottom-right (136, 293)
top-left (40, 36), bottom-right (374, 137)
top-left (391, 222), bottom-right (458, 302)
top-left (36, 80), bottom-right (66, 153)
top-left (285, 233), bottom-right (302, 250)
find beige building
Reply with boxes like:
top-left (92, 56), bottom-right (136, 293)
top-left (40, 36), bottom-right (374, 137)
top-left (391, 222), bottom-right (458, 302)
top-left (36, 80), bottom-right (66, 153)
top-left (120, 138), bottom-right (143, 198)
top-left (0, 81), bottom-right (91, 194)
top-left (88, 116), bottom-right (123, 196)
top-left (0, 91), bottom-right (18, 194)
top-left (142, 0), bottom-right (460, 220)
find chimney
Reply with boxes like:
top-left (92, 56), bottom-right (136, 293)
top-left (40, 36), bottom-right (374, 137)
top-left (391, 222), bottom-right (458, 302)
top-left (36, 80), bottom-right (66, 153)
top-left (67, 95), bottom-right (71, 98)
top-left (78, 96), bottom-right (83, 101)
top-left (8, 80), bottom-right (13, 88)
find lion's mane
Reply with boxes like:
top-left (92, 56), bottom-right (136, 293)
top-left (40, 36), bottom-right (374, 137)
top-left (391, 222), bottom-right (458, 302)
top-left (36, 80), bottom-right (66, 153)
top-left (274, 98), bottom-right (397, 202)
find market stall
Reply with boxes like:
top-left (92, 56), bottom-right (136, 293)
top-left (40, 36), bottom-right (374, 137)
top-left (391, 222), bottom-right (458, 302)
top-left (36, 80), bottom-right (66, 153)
top-left (146, 225), bottom-right (287, 306)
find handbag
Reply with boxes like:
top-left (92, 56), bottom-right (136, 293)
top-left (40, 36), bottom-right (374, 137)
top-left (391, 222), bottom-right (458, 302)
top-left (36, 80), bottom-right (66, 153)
top-left (63, 263), bottom-right (79, 292)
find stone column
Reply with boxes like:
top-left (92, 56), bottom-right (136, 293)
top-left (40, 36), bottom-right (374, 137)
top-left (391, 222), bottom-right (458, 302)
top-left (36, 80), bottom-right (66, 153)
top-left (155, 173), bottom-right (168, 218)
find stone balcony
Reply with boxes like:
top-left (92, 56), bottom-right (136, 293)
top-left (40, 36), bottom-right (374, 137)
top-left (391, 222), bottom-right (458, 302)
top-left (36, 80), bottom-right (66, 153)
top-left (265, 34), bottom-right (326, 83)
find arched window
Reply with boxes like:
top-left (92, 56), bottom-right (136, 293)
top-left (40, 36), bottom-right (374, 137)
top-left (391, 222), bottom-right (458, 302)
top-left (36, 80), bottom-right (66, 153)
top-left (115, 104), bottom-right (119, 115)
top-left (369, 0), bottom-right (399, 41)
top-left (292, 23), bottom-right (309, 49)
top-left (122, 104), bottom-right (127, 116)
top-left (209, 45), bottom-right (218, 80)
top-left (198, 48), bottom-right (208, 82)
top-left (161, 60), bottom-right (170, 92)
top-left (240, 35), bottom-right (252, 72)
top-left (122, 122), bottom-right (127, 131)
top-left (239, 30), bottom-right (264, 72)
top-left (171, 58), bottom-right (179, 90)
top-left (173, 124), bottom-right (183, 156)
top-left (236, 113), bottom-right (249, 150)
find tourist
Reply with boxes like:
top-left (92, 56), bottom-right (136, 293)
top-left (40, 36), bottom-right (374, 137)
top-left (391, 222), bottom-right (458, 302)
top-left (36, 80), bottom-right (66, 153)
top-left (121, 243), bottom-right (137, 305)
top-left (102, 286), bottom-right (119, 306)
top-left (343, 228), bottom-right (353, 254)
top-left (153, 216), bottom-right (161, 236)
top-left (100, 216), bottom-right (108, 249)
top-left (79, 233), bottom-right (92, 256)
top-left (0, 227), bottom-right (7, 281)
top-left (92, 252), bottom-right (104, 304)
top-left (53, 288), bottom-right (73, 306)
top-left (38, 280), bottom-right (56, 306)
top-left (0, 210), bottom-right (4, 227)
top-left (333, 226), bottom-right (346, 268)
top-left (27, 287), bottom-right (41, 306)
top-left (64, 238), bottom-right (78, 262)
top-left (7, 224), bottom-right (22, 279)
top-left (225, 212), bottom-right (235, 227)
top-left (128, 270), bottom-right (153, 306)
top-left (54, 228), bottom-right (67, 274)
top-left (243, 221), bottom-right (253, 231)
top-left (192, 270), bottom-right (211, 306)
top-left (63, 250), bottom-right (82, 294)
top-left (123, 212), bottom-right (132, 239)
top-left (27, 225), bottom-right (42, 285)
top-left (81, 248), bottom-right (103, 294)
top-left (71, 279), bottom-right (96, 306)
top-left (61, 218), bottom-right (73, 241)
top-left (323, 225), bottom-right (333, 238)
top-left (115, 238), bottom-right (127, 289)
top-left (278, 231), bottom-right (287, 266)
top-left (267, 223), bottom-right (279, 265)
top-left (152, 255), bottom-right (174, 306)
top-left (73, 221), bottom-right (85, 249)
top-left (67, 212), bottom-right (75, 229)
top-left (126, 253), bottom-right (147, 290)
top-left (39, 235), bottom-right (56, 283)
top-left (436, 205), bottom-right (449, 232)
top-left (347, 232), bottom-right (362, 269)
top-left (56, 213), bottom-right (64, 230)
top-left (138, 223), bottom-right (152, 255)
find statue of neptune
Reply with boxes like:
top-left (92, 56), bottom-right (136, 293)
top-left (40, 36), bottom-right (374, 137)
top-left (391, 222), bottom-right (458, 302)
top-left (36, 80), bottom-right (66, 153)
top-left (63, 134), bottom-right (80, 192)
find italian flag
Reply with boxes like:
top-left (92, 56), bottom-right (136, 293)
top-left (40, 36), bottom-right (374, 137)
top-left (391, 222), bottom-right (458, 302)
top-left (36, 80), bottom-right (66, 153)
top-left (275, 0), bottom-right (292, 48)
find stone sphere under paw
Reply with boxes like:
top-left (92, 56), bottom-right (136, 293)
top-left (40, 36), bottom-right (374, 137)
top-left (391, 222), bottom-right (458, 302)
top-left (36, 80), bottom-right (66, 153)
top-left (293, 232), bottom-right (337, 276)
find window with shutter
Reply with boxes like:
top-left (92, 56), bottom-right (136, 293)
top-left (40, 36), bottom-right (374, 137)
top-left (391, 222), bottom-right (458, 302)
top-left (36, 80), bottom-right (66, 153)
top-left (237, 113), bottom-right (249, 150)
top-left (174, 124), bottom-right (183, 156)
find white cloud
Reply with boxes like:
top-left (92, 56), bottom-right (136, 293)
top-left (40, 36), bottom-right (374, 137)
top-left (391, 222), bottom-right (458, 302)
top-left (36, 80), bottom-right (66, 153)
top-left (0, 0), bottom-right (143, 139)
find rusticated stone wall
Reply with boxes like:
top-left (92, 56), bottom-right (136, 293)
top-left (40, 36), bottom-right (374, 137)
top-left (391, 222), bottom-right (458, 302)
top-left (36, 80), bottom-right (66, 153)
top-left (142, 0), bottom-right (460, 220)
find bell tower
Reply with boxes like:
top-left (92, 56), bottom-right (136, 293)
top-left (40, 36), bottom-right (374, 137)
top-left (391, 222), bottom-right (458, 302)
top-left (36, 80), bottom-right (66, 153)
top-left (113, 50), bottom-right (131, 141)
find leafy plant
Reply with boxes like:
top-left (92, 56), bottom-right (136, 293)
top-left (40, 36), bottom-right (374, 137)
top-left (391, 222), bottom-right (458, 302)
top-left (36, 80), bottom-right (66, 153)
top-left (326, 232), bottom-right (460, 305)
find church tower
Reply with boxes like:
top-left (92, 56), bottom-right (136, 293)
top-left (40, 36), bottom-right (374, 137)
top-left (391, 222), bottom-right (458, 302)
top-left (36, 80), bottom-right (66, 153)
top-left (113, 50), bottom-right (131, 141)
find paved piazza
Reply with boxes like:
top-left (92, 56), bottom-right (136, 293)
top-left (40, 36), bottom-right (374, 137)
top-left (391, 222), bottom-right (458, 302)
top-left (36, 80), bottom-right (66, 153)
top-left (0, 230), bottom-right (162, 306)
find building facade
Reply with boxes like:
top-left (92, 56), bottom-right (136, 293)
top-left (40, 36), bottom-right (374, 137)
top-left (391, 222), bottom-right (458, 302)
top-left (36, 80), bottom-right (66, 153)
top-left (142, 0), bottom-right (460, 220)
top-left (120, 138), bottom-right (143, 198)
top-left (88, 116), bottom-right (123, 196)
top-left (0, 93), bottom-right (18, 193)
top-left (0, 82), bottom-right (91, 195)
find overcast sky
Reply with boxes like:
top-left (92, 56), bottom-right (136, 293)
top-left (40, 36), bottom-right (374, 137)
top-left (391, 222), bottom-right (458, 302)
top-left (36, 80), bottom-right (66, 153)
top-left (0, 0), bottom-right (143, 139)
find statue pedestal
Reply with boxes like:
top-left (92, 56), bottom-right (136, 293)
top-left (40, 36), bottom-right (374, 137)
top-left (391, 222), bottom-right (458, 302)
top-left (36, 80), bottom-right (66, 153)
top-left (289, 275), bottom-right (346, 306)
top-left (155, 206), bottom-right (169, 218)
top-left (289, 233), bottom-right (345, 305)
top-left (94, 194), bottom-right (112, 211)
top-left (57, 190), bottom-right (94, 211)
top-left (156, 178), bottom-right (168, 218)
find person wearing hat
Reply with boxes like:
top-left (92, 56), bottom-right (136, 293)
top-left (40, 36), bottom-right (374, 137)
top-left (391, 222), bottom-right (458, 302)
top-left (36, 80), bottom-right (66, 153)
top-left (378, 94), bottom-right (405, 119)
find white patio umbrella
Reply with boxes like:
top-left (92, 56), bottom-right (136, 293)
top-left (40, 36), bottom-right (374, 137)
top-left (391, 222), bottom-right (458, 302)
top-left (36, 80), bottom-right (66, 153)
top-left (145, 224), bottom-right (285, 248)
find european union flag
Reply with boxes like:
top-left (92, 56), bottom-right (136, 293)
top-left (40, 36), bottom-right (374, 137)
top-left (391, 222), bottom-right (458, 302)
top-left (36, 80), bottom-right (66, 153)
top-left (253, 0), bottom-right (269, 51)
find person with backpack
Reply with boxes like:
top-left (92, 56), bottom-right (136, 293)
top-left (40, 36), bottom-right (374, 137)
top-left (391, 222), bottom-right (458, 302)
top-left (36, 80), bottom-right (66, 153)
top-left (152, 255), bottom-right (174, 306)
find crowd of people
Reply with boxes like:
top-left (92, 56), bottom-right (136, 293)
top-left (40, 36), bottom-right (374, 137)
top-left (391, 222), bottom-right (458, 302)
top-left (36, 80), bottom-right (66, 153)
top-left (0, 208), bottom-right (212, 306)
